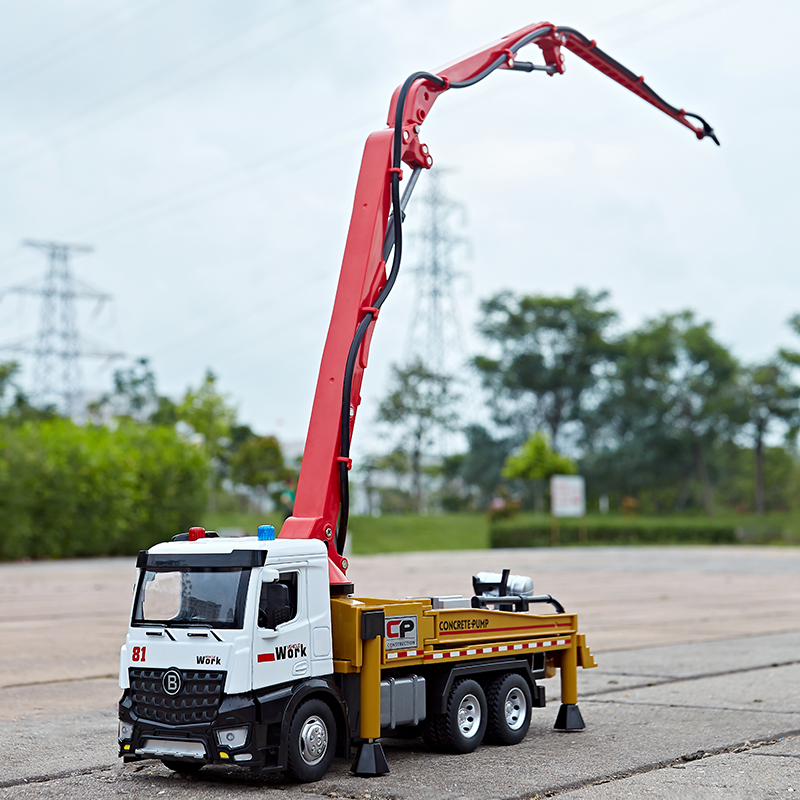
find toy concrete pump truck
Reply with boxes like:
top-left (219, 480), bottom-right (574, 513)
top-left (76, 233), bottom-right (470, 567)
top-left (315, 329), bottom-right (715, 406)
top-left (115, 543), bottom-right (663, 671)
top-left (118, 22), bottom-right (717, 783)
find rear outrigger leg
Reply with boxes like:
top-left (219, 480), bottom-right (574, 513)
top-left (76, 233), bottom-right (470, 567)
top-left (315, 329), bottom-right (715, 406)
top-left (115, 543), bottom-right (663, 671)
top-left (554, 639), bottom-right (585, 731)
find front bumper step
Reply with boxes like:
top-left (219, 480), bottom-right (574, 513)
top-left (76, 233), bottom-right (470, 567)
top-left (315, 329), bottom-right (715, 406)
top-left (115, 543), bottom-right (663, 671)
top-left (135, 739), bottom-right (207, 760)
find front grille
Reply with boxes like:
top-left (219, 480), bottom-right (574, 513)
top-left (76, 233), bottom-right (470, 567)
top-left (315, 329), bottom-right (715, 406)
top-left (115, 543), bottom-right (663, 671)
top-left (129, 668), bottom-right (225, 725)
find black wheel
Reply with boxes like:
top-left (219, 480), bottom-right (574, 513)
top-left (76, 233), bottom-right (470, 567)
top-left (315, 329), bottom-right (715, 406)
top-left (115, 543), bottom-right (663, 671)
top-left (486, 672), bottom-right (532, 745)
top-left (285, 698), bottom-right (337, 783)
top-left (424, 678), bottom-right (487, 754)
top-left (162, 760), bottom-right (204, 775)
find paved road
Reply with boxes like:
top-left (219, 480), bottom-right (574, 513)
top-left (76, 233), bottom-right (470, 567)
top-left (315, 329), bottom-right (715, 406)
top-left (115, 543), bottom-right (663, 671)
top-left (1, 546), bottom-right (799, 798)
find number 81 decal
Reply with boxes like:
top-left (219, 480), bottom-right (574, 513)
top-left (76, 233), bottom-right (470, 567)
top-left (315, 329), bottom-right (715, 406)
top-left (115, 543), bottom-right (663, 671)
top-left (131, 646), bottom-right (147, 662)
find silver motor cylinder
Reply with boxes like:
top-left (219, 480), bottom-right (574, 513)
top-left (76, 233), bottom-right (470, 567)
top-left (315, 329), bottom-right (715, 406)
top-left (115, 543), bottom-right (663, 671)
top-left (474, 572), bottom-right (534, 597)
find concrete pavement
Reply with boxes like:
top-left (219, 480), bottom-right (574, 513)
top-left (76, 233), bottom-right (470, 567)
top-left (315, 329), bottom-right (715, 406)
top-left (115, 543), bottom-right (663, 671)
top-left (1, 546), bottom-right (798, 798)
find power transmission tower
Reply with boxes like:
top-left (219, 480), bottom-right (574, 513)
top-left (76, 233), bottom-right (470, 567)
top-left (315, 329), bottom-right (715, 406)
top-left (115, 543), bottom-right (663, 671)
top-left (404, 169), bottom-right (470, 377)
top-left (0, 240), bottom-right (123, 416)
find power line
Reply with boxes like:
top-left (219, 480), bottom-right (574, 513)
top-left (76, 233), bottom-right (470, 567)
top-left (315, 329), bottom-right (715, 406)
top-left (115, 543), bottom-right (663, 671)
top-left (0, 0), bottom-right (176, 94)
top-left (0, 0), bottom-right (356, 175)
top-left (593, 0), bottom-right (687, 32)
top-left (617, 0), bottom-right (745, 42)
top-left (0, 0), bottom-right (295, 167)
top-left (64, 133), bottom-right (370, 362)
top-left (0, 108), bottom-right (370, 285)
top-left (62, 115), bottom-right (373, 241)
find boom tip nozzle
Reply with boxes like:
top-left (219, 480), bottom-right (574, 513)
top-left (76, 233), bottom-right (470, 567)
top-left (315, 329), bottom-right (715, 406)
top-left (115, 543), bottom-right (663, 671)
top-left (700, 123), bottom-right (720, 146)
top-left (686, 112), bottom-right (719, 146)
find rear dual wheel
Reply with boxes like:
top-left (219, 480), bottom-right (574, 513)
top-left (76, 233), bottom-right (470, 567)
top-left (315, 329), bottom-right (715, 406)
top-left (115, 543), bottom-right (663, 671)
top-left (486, 672), bottom-right (532, 745)
top-left (424, 679), bottom-right (488, 753)
top-left (424, 672), bottom-right (532, 753)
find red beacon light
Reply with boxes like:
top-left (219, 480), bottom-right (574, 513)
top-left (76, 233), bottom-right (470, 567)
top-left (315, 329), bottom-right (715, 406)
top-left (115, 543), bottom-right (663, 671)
top-left (188, 526), bottom-right (206, 541)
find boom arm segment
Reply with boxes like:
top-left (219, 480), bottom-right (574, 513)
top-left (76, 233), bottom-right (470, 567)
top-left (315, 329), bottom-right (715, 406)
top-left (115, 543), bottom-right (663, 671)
top-left (558, 28), bottom-right (719, 144)
top-left (279, 23), bottom-right (717, 591)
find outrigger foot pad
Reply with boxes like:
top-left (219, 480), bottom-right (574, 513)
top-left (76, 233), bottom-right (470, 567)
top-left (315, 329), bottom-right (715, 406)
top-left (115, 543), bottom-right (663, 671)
top-left (554, 703), bottom-right (585, 731)
top-left (351, 741), bottom-right (389, 777)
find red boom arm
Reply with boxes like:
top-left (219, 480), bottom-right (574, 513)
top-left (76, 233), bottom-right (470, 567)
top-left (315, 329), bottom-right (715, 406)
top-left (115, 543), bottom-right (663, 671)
top-left (279, 23), bottom-right (717, 591)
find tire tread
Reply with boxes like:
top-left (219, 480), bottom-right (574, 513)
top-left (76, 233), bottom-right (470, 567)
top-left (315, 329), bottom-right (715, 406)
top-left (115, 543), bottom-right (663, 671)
top-left (285, 698), bottom-right (336, 783)
top-left (423, 678), bottom-right (486, 754)
top-left (485, 672), bottom-right (532, 745)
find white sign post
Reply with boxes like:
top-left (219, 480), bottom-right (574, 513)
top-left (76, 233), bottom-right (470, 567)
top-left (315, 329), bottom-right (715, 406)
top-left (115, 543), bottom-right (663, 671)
top-left (549, 475), bottom-right (586, 546)
top-left (550, 475), bottom-right (586, 518)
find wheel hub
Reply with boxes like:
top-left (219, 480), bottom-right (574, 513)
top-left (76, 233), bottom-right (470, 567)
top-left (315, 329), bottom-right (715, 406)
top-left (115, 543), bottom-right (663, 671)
top-left (457, 693), bottom-right (482, 738)
top-left (298, 715), bottom-right (328, 765)
top-left (504, 687), bottom-right (527, 730)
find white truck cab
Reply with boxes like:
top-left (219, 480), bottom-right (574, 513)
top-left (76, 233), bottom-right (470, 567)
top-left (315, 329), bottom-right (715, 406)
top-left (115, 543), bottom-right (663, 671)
top-left (118, 529), bottom-right (347, 779)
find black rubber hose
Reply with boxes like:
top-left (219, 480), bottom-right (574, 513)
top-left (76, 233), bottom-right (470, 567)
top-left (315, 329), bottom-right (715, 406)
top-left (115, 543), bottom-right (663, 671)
top-left (448, 27), bottom-right (551, 89)
top-left (336, 72), bottom-right (446, 553)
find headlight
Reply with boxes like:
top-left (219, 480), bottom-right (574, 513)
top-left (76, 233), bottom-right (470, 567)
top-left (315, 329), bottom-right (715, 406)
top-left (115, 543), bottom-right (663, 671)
top-left (118, 721), bottom-right (134, 740)
top-left (215, 726), bottom-right (248, 749)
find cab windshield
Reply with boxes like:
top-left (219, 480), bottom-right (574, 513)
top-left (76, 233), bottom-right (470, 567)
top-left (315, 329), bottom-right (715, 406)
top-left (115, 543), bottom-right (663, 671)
top-left (133, 567), bottom-right (249, 629)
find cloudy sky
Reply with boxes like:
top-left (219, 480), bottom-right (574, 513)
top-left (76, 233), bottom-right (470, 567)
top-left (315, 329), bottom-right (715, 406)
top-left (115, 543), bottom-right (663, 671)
top-left (1, 0), bottom-right (798, 459)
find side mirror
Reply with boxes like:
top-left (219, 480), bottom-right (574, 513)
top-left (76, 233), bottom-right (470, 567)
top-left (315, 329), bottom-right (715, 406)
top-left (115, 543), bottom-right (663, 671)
top-left (261, 568), bottom-right (280, 584)
top-left (259, 581), bottom-right (292, 630)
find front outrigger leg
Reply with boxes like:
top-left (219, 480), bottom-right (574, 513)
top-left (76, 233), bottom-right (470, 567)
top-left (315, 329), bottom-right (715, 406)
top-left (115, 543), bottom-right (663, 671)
top-left (351, 618), bottom-right (389, 776)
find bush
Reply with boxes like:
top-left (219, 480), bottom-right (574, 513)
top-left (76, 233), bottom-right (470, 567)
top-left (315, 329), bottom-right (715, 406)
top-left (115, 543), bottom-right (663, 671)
top-left (490, 514), bottom-right (740, 548)
top-left (0, 419), bottom-right (207, 560)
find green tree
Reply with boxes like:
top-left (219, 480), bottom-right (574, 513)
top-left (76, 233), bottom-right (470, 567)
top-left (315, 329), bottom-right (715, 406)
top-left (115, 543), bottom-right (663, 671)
top-left (377, 359), bottom-right (459, 513)
top-left (229, 423), bottom-right (256, 452)
top-left (230, 435), bottom-right (288, 511)
top-left (175, 370), bottom-right (238, 509)
top-left (355, 454), bottom-right (382, 517)
top-left (459, 424), bottom-right (514, 509)
top-left (177, 370), bottom-right (236, 460)
top-left (474, 289), bottom-right (617, 450)
top-left (779, 313), bottom-right (800, 367)
top-left (149, 395), bottom-right (178, 427)
top-left (502, 430), bottom-right (577, 512)
top-left (437, 452), bottom-right (471, 512)
top-left (0, 361), bottom-right (19, 409)
top-left (587, 311), bottom-right (738, 515)
top-left (0, 361), bottom-right (57, 424)
top-left (735, 361), bottom-right (800, 514)
top-left (89, 357), bottom-right (180, 427)
top-left (711, 439), bottom-right (798, 514)
top-left (361, 448), bottom-right (415, 515)
top-left (105, 357), bottom-right (157, 421)
top-left (502, 431), bottom-right (577, 481)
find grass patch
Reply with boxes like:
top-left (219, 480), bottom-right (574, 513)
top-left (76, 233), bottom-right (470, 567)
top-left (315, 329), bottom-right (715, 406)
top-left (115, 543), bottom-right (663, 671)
top-left (348, 514), bottom-right (489, 554)
top-left (200, 512), bottom-right (489, 554)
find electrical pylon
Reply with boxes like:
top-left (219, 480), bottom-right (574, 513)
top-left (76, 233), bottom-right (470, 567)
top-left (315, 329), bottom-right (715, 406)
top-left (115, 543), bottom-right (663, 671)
top-left (404, 168), bottom-right (470, 377)
top-left (0, 240), bottom-right (123, 416)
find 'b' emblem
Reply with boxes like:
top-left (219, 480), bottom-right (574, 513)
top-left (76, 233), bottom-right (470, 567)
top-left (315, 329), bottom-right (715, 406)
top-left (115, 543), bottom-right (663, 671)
top-left (162, 669), bottom-right (182, 696)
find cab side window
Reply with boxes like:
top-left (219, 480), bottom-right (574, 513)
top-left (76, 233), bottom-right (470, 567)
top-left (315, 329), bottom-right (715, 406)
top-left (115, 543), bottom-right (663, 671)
top-left (258, 571), bottom-right (299, 629)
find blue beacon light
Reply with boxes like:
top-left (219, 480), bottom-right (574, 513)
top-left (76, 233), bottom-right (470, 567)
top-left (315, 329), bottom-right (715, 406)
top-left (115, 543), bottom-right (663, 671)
top-left (257, 525), bottom-right (275, 541)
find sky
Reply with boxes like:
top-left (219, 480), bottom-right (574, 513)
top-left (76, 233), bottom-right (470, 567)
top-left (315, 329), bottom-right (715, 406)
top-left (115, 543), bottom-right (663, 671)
top-left (0, 0), bottom-right (798, 461)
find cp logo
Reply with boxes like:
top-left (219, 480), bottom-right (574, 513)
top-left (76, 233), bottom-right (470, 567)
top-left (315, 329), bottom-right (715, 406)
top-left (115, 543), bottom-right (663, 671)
top-left (387, 618), bottom-right (415, 638)
top-left (162, 669), bottom-right (183, 696)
